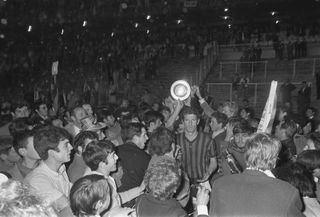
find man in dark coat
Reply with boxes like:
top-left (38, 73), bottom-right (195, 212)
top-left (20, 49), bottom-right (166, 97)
top-left (210, 133), bottom-right (304, 217)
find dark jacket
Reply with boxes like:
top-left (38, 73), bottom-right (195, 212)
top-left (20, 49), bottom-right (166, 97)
top-left (210, 169), bottom-right (304, 217)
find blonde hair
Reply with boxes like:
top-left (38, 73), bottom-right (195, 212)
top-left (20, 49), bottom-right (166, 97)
top-left (0, 180), bottom-right (57, 217)
top-left (245, 133), bottom-right (281, 170)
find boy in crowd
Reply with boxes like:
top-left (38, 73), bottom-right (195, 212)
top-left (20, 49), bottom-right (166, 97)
top-left (82, 140), bottom-right (144, 211)
top-left (9, 130), bottom-right (40, 181)
top-left (24, 126), bottom-right (74, 217)
top-left (0, 136), bottom-right (20, 174)
top-left (117, 123), bottom-right (150, 207)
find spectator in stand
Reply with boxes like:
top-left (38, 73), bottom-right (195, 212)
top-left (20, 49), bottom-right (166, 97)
top-left (280, 80), bottom-right (296, 105)
top-left (116, 123), bottom-right (150, 207)
top-left (67, 131), bottom-right (99, 183)
top-left (0, 136), bottom-right (21, 175)
top-left (9, 130), bottom-right (40, 181)
top-left (210, 133), bottom-right (304, 217)
top-left (0, 179), bottom-right (57, 217)
top-left (297, 81), bottom-right (312, 116)
top-left (24, 126), bottom-right (74, 217)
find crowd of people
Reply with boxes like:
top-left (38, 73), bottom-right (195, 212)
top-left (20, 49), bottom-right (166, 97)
top-left (0, 81), bottom-right (320, 217)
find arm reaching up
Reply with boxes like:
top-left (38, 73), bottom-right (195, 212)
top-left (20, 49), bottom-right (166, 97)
top-left (193, 85), bottom-right (215, 117)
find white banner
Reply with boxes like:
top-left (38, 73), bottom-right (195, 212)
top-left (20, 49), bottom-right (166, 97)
top-left (257, 81), bottom-right (278, 134)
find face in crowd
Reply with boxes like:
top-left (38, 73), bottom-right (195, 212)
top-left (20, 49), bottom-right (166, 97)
top-left (183, 114), bottom-right (199, 134)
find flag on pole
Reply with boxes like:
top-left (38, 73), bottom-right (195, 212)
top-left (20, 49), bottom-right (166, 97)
top-left (257, 81), bottom-right (278, 134)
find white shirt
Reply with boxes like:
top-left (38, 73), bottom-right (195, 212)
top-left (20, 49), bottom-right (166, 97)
top-left (24, 161), bottom-right (72, 211)
top-left (303, 197), bottom-right (320, 217)
top-left (83, 169), bottom-right (122, 209)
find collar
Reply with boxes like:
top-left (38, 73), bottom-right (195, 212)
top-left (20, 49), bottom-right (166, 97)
top-left (246, 168), bottom-right (275, 178)
top-left (40, 161), bottom-right (66, 176)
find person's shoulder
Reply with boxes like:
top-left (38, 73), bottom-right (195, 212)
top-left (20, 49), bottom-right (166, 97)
top-left (213, 173), bottom-right (241, 186)
top-left (271, 176), bottom-right (299, 192)
top-left (24, 165), bottom-right (49, 185)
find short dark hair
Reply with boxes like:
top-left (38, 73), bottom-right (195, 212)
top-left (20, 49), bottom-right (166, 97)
top-left (73, 131), bottom-right (99, 153)
top-left (70, 174), bottom-right (110, 217)
top-left (123, 122), bottom-right (145, 141)
top-left (211, 111), bottom-right (228, 128)
top-left (296, 150), bottom-right (320, 172)
top-left (13, 130), bottom-right (34, 155)
top-left (148, 127), bottom-right (174, 156)
top-left (233, 119), bottom-right (253, 135)
top-left (82, 140), bottom-right (115, 171)
top-left (34, 126), bottom-right (70, 160)
top-left (143, 111), bottom-right (163, 127)
top-left (0, 136), bottom-right (14, 155)
top-left (181, 106), bottom-right (199, 119)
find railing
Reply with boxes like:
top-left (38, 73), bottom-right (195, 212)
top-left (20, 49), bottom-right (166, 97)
top-left (292, 58), bottom-right (320, 79)
top-left (194, 42), bottom-right (218, 85)
top-left (206, 82), bottom-right (303, 116)
top-left (219, 38), bottom-right (320, 49)
top-left (218, 58), bottom-right (320, 82)
top-left (219, 60), bottom-right (268, 80)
